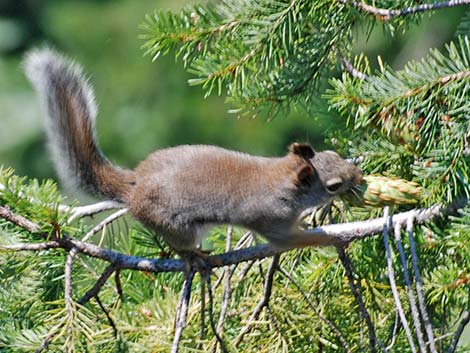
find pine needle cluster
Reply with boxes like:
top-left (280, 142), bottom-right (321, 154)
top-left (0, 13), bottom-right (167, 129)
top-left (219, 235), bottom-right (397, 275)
top-left (328, 38), bottom-right (470, 205)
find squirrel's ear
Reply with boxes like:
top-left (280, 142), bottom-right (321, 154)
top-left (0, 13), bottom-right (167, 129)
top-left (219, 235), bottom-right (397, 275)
top-left (288, 143), bottom-right (315, 159)
top-left (294, 163), bottom-right (315, 186)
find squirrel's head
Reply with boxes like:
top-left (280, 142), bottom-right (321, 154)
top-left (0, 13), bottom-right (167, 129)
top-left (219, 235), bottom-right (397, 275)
top-left (288, 143), bottom-right (363, 205)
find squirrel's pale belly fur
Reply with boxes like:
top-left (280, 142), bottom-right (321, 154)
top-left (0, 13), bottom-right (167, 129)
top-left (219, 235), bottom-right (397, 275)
top-left (24, 48), bottom-right (363, 254)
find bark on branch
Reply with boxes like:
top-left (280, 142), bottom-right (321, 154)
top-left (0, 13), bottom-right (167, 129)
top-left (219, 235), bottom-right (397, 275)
top-left (0, 202), bottom-right (463, 275)
top-left (337, 0), bottom-right (470, 22)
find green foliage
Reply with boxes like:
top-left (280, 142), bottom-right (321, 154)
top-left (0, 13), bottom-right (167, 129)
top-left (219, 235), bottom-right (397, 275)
top-left (142, 0), bottom-right (356, 117)
top-left (1, 167), bottom-right (470, 352)
top-left (328, 37), bottom-right (470, 205)
top-left (1, 0), bottom-right (470, 352)
top-left (141, 0), bottom-right (440, 118)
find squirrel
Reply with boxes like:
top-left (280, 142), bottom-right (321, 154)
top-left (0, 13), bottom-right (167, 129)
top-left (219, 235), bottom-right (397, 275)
top-left (23, 48), bottom-right (363, 255)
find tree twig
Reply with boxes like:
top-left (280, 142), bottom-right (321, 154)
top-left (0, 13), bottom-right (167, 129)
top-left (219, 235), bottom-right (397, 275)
top-left (337, 247), bottom-right (384, 353)
top-left (382, 207), bottom-right (417, 353)
top-left (234, 255), bottom-right (279, 346)
top-left (278, 267), bottom-right (352, 353)
top-left (67, 200), bottom-right (125, 223)
top-left (78, 264), bottom-right (117, 306)
top-left (171, 270), bottom-right (195, 353)
top-left (38, 264), bottom-right (116, 353)
top-left (407, 216), bottom-right (438, 353)
top-left (0, 205), bottom-right (41, 233)
top-left (0, 181), bottom-right (124, 221)
top-left (95, 295), bottom-right (118, 338)
top-left (386, 311), bottom-right (400, 351)
top-left (81, 208), bottom-right (129, 242)
top-left (114, 270), bottom-right (124, 302)
top-left (0, 241), bottom-right (60, 251)
top-left (212, 226), bottom-right (234, 353)
top-left (62, 208), bottom-right (127, 349)
top-left (393, 218), bottom-right (427, 353)
top-left (199, 277), bottom-right (206, 347)
top-left (205, 273), bottom-right (229, 353)
top-left (342, 58), bottom-right (369, 80)
top-left (64, 248), bottom-right (79, 352)
top-left (337, 0), bottom-right (470, 22)
top-left (35, 320), bottom-right (65, 353)
top-left (0, 201), bottom-right (465, 275)
top-left (446, 304), bottom-right (470, 353)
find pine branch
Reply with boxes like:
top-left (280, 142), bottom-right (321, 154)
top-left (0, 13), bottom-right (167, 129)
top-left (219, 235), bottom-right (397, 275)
top-left (0, 200), bottom-right (466, 274)
top-left (67, 201), bottom-right (125, 223)
top-left (337, 246), bottom-right (383, 353)
top-left (234, 255), bottom-right (279, 346)
top-left (212, 227), bottom-right (234, 353)
top-left (407, 216), bottom-right (438, 353)
top-left (337, 0), bottom-right (470, 22)
top-left (382, 207), bottom-right (417, 353)
top-left (78, 265), bottom-right (117, 306)
top-left (171, 270), bottom-right (195, 353)
top-left (342, 58), bottom-right (369, 80)
top-left (393, 217), bottom-right (427, 353)
top-left (329, 38), bottom-right (470, 204)
top-left (205, 273), bottom-right (229, 353)
top-left (446, 303), bottom-right (470, 353)
top-left (0, 241), bottom-right (60, 251)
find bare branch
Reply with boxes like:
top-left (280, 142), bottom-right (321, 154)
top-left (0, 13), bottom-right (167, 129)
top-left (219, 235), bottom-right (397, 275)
top-left (446, 306), bottom-right (470, 353)
top-left (234, 254), bottom-right (279, 346)
top-left (337, 247), bottom-right (384, 353)
top-left (199, 278), bottom-right (206, 347)
top-left (386, 312), bottom-right (400, 350)
top-left (171, 270), bottom-right (195, 353)
top-left (0, 201), bottom-right (466, 276)
top-left (382, 207), bottom-right (417, 353)
top-left (64, 248), bottom-right (78, 349)
top-left (114, 270), bottom-right (124, 302)
top-left (212, 226), bottom-right (234, 353)
top-left (0, 182), bottom-right (123, 221)
top-left (81, 208), bottom-right (129, 242)
top-left (279, 267), bottom-right (352, 353)
top-left (298, 204), bottom-right (446, 246)
top-left (393, 219), bottom-right (427, 353)
top-left (407, 216), bottom-right (438, 353)
top-left (337, 0), bottom-right (470, 22)
top-left (234, 231), bottom-right (253, 250)
top-left (78, 264), bottom-right (117, 306)
top-left (95, 295), bottom-right (118, 338)
top-left (0, 205), bottom-right (41, 233)
top-left (342, 58), bottom-right (368, 80)
top-left (0, 241), bottom-right (60, 251)
top-left (67, 200), bottom-right (125, 223)
top-left (35, 321), bottom-right (64, 353)
top-left (62, 207), bottom-right (127, 348)
top-left (205, 272), bottom-right (229, 353)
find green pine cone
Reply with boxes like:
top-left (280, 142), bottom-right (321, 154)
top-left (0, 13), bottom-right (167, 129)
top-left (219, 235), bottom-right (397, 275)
top-left (342, 175), bottom-right (422, 207)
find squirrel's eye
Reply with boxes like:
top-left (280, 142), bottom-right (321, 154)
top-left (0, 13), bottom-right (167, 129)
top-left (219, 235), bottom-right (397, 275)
top-left (325, 177), bottom-right (343, 194)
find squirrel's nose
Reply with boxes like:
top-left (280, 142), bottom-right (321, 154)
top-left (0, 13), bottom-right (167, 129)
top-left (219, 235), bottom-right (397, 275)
top-left (354, 169), bottom-right (364, 185)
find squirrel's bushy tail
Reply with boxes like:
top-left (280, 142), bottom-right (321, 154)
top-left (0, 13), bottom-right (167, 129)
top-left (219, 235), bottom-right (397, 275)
top-left (24, 48), bottom-right (135, 202)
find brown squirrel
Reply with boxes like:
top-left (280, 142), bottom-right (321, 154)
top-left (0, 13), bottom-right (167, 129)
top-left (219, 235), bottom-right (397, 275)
top-left (24, 48), bottom-right (362, 255)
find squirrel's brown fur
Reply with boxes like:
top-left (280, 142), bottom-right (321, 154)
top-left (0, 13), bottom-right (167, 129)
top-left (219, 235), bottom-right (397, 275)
top-left (24, 48), bottom-right (363, 253)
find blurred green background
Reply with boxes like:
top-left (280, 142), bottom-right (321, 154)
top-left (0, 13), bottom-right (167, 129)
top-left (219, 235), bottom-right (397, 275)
top-left (0, 0), bottom-right (465, 184)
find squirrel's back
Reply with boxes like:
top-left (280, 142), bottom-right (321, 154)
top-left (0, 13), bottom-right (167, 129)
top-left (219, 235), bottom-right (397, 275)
top-left (24, 48), bottom-right (135, 201)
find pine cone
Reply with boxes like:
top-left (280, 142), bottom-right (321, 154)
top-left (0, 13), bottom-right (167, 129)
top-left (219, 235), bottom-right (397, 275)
top-left (342, 175), bottom-right (422, 207)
